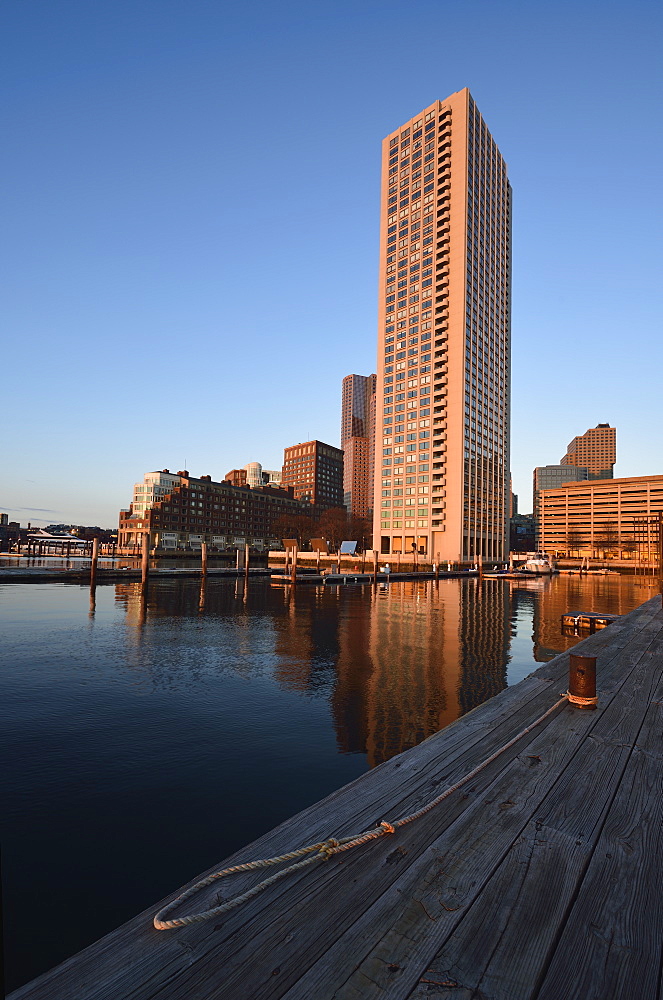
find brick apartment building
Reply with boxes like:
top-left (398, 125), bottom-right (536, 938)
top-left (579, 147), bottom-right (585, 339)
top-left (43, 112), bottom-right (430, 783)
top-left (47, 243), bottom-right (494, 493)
top-left (118, 469), bottom-right (313, 551)
top-left (281, 441), bottom-right (344, 509)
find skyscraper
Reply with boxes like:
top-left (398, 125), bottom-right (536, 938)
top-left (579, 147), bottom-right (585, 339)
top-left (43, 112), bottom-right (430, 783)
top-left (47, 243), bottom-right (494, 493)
top-left (373, 89), bottom-right (511, 562)
top-left (341, 374), bottom-right (376, 443)
top-left (561, 423), bottom-right (616, 480)
top-left (341, 373), bottom-right (376, 520)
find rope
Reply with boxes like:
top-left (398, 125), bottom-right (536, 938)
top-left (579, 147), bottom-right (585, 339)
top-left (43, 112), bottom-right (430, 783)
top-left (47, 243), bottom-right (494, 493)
top-left (153, 694), bottom-right (569, 931)
top-left (566, 691), bottom-right (598, 707)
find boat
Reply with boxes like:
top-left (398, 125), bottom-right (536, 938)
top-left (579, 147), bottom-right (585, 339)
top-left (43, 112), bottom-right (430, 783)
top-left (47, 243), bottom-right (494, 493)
top-left (522, 552), bottom-right (556, 575)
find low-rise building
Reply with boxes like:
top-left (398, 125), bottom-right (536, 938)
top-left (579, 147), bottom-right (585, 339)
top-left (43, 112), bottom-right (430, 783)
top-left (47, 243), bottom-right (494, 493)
top-left (225, 468), bottom-right (248, 488)
top-left (538, 474), bottom-right (663, 558)
top-left (0, 515), bottom-right (22, 551)
top-left (118, 469), bottom-right (313, 551)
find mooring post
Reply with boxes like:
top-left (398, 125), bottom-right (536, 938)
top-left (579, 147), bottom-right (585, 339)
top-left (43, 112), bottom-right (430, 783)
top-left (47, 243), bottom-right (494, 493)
top-left (568, 653), bottom-right (598, 709)
top-left (245, 543), bottom-right (250, 581)
top-left (316, 548), bottom-right (321, 575)
top-left (201, 541), bottom-right (208, 577)
top-left (435, 551), bottom-right (440, 580)
top-left (90, 537), bottom-right (99, 586)
top-left (141, 531), bottom-right (150, 586)
top-left (373, 549), bottom-right (378, 585)
top-left (291, 545), bottom-right (298, 585)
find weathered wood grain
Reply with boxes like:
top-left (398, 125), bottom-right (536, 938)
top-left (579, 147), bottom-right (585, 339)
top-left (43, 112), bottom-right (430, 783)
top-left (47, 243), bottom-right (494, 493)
top-left (313, 623), bottom-right (663, 999)
top-left (405, 620), bottom-right (663, 999)
top-left (536, 672), bottom-right (663, 1000)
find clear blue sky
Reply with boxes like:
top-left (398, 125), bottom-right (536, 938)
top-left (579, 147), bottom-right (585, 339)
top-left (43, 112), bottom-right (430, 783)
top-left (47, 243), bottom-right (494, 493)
top-left (2, 0), bottom-right (661, 525)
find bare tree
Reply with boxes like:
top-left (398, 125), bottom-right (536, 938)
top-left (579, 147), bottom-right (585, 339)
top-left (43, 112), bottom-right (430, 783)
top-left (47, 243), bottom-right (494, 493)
top-left (271, 512), bottom-right (315, 548)
top-left (595, 520), bottom-right (619, 558)
top-left (565, 530), bottom-right (584, 557)
top-left (317, 507), bottom-right (348, 551)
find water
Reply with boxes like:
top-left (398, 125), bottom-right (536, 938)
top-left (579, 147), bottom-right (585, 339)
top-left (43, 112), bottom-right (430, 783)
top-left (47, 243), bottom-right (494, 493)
top-left (0, 574), bottom-right (655, 990)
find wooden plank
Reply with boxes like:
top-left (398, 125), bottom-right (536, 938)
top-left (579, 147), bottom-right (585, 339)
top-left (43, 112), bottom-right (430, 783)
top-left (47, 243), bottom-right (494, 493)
top-left (406, 628), bottom-right (663, 999)
top-left (274, 613), bottom-right (663, 999)
top-left (9, 600), bottom-right (661, 1000)
top-left (535, 673), bottom-right (663, 1000)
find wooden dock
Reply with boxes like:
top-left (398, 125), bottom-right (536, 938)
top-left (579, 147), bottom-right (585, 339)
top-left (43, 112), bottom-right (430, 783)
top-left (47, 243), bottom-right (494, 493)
top-left (0, 566), bottom-right (273, 583)
top-left (270, 570), bottom-right (478, 585)
top-left (10, 596), bottom-right (663, 1000)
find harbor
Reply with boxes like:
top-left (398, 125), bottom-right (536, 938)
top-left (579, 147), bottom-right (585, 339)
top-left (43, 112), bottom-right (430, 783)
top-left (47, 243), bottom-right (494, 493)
top-left (3, 576), bottom-right (660, 998)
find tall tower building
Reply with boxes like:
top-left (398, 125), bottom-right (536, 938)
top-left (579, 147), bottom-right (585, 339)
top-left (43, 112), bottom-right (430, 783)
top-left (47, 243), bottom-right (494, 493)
top-left (341, 374), bottom-right (376, 443)
top-left (341, 373), bottom-right (376, 520)
top-left (373, 89), bottom-right (511, 562)
top-left (561, 423), bottom-right (616, 480)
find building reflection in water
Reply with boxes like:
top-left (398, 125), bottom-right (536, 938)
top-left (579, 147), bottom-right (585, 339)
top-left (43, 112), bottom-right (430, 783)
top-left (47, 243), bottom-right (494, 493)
top-left (114, 578), bottom-right (514, 768)
top-left (112, 575), bottom-right (655, 767)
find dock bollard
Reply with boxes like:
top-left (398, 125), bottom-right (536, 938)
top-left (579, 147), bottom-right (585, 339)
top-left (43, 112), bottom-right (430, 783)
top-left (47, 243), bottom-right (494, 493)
top-left (567, 653), bottom-right (598, 709)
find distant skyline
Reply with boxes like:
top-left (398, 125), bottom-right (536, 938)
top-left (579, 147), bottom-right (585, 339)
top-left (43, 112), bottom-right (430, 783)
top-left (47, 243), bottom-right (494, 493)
top-left (2, 0), bottom-right (661, 525)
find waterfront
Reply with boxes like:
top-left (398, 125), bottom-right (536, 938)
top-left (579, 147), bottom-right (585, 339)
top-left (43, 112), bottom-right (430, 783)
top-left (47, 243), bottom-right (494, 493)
top-left (1, 574), bottom-right (656, 991)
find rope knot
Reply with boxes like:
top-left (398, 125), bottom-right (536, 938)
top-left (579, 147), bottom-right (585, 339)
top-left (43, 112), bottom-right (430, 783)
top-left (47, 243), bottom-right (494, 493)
top-left (380, 821), bottom-right (396, 835)
top-left (318, 838), bottom-right (340, 859)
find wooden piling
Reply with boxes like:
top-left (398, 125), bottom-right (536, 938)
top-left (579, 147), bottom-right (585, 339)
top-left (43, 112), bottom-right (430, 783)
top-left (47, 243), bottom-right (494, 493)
top-left (568, 653), bottom-right (598, 709)
top-left (245, 543), bottom-right (250, 581)
top-left (90, 537), bottom-right (99, 586)
top-left (141, 532), bottom-right (150, 586)
top-left (290, 545), bottom-right (298, 585)
top-left (373, 549), bottom-right (378, 585)
top-left (201, 542), bottom-right (208, 577)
